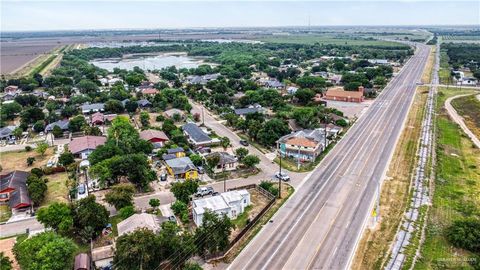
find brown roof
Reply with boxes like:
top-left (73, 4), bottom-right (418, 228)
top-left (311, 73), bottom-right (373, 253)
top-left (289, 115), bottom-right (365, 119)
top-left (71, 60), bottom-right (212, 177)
top-left (91, 112), bottom-right (104, 124)
top-left (74, 253), bottom-right (91, 270)
top-left (325, 88), bottom-right (363, 99)
top-left (141, 88), bottom-right (159, 95)
top-left (139, 129), bottom-right (169, 141)
top-left (285, 137), bottom-right (318, 148)
top-left (69, 136), bottom-right (107, 154)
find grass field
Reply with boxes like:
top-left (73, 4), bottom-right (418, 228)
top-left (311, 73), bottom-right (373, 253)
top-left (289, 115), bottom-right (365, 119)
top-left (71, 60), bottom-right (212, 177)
top-left (352, 87), bottom-right (429, 269)
top-left (259, 35), bottom-right (407, 47)
top-left (42, 172), bottom-right (70, 207)
top-left (0, 205), bottom-right (12, 223)
top-left (421, 46), bottom-right (436, 84)
top-left (416, 87), bottom-right (480, 269)
top-left (439, 49), bottom-right (452, 85)
top-left (451, 94), bottom-right (480, 140)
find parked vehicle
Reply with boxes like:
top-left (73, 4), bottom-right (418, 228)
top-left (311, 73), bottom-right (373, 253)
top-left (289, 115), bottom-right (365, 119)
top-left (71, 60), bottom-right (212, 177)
top-left (78, 184), bottom-right (86, 195)
top-left (212, 192), bottom-right (220, 196)
top-left (160, 173), bottom-right (168, 181)
top-left (195, 186), bottom-right (214, 197)
top-left (197, 166), bottom-right (205, 174)
top-left (240, 140), bottom-right (249, 146)
top-left (275, 172), bottom-right (290, 181)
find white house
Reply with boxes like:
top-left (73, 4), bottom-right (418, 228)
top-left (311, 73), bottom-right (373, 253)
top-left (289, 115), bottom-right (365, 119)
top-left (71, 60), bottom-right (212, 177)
top-left (192, 189), bottom-right (251, 226)
top-left (457, 77), bottom-right (478, 86)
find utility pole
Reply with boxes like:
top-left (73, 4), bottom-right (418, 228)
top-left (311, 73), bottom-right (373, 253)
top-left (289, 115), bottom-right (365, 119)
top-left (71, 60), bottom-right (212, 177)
top-left (278, 148), bottom-right (282, 199)
top-left (202, 107), bottom-right (205, 126)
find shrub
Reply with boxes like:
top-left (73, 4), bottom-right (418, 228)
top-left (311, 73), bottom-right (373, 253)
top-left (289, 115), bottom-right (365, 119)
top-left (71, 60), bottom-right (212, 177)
top-left (446, 218), bottom-right (480, 252)
top-left (26, 157), bottom-right (35, 166)
top-left (25, 146), bottom-right (32, 152)
top-left (118, 206), bottom-right (136, 220)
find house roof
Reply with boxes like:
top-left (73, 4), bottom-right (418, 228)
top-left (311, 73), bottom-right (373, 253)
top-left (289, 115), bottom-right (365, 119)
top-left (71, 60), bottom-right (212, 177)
top-left (0, 126), bottom-right (16, 139)
top-left (167, 147), bottom-right (184, 154)
top-left (278, 129), bottom-right (327, 148)
top-left (165, 157), bottom-right (196, 175)
top-left (45, 119), bottom-right (69, 132)
top-left (117, 213), bottom-right (166, 236)
top-left (162, 154), bottom-right (177, 160)
top-left (137, 99), bottom-right (152, 107)
top-left (91, 112), bottom-right (105, 124)
top-left (91, 245), bottom-right (114, 262)
top-left (285, 137), bottom-right (318, 148)
top-left (325, 88), bottom-right (363, 99)
top-left (0, 171), bottom-right (31, 209)
top-left (141, 88), bottom-right (159, 95)
top-left (74, 253), bottom-right (90, 270)
top-left (193, 189), bottom-right (249, 215)
top-left (69, 136), bottom-right (107, 154)
top-left (139, 130), bottom-right (169, 142)
top-left (234, 107), bottom-right (263, 116)
top-left (164, 108), bottom-right (185, 118)
top-left (80, 103), bottom-right (104, 112)
top-left (182, 123), bottom-right (211, 144)
top-left (205, 152), bottom-right (237, 165)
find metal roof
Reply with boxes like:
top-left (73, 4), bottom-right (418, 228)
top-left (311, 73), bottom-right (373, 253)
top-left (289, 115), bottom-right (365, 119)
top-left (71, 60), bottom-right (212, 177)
top-left (182, 123), bottom-right (211, 144)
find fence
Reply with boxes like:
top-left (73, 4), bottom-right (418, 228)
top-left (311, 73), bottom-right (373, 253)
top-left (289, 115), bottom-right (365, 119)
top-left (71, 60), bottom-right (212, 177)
top-left (205, 184), bottom-right (276, 262)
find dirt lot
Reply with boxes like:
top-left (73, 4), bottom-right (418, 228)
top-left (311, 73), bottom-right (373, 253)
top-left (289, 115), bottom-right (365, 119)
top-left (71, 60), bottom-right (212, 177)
top-left (326, 99), bottom-right (373, 119)
top-left (0, 237), bottom-right (19, 270)
top-left (0, 40), bottom-right (59, 74)
top-left (0, 148), bottom-right (54, 172)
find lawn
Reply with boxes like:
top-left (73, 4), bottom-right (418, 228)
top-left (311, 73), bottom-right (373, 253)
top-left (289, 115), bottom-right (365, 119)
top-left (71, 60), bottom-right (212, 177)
top-left (259, 35), bottom-right (407, 47)
top-left (42, 172), bottom-right (70, 207)
top-left (416, 87), bottom-right (480, 269)
top-left (0, 204), bottom-right (12, 223)
top-left (0, 148), bottom-right (54, 172)
top-left (439, 49), bottom-right (452, 84)
top-left (451, 94), bottom-right (480, 140)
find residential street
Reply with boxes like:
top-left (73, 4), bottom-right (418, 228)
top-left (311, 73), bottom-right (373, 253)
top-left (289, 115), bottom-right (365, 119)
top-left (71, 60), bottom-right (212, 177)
top-left (0, 217), bottom-right (43, 238)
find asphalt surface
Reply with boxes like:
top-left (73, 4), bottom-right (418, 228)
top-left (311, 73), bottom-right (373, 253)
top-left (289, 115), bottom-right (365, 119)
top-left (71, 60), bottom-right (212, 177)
top-left (228, 43), bottom-right (431, 270)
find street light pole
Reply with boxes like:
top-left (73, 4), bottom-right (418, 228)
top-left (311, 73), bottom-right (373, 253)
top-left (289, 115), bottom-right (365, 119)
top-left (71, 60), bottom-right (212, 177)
top-left (278, 150), bottom-right (282, 199)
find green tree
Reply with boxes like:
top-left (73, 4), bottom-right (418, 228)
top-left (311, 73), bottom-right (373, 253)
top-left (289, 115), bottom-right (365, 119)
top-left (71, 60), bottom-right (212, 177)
top-left (234, 147), bottom-right (249, 161)
top-left (206, 154), bottom-right (220, 171)
top-left (118, 205), bottom-right (136, 219)
top-left (149, 198), bottom-right (160, 208)
top-left (104, 183), bottom-right (136, 210)
top-left (52, 125), bottom-right (63, 138)
top-left (241, 155), bottom-right (260, 169)
top-left (0, 252), bottom-right (12, 270)
top-left (58, 151), bottom-right (75, 167)
top-left (220, 136), bottom-right (230, 149)
top-left (36, 202), bottom-right (74, 236)
top-left (257, 118), bottom-right (290, 146)
top-left (189, 154), bottom-right (203, 166)
top-left (344, 82), bottom-right (362, 91)
top-left (69, 115), bottom-right (87, 132)
top-left (105, 99), bottom-right (125, 113)
top-left (33, 120), bottom-right (45, 133)
top-left (195, 210), bottom-right (234, 256)
top-left (76, 79), bottom-right (98, 94)
top-left (35, 142), bottom-right (48, 156)
top-left (124, 100), bottom-right (139, 113)
top-left (140, 111), bottom-right (150, 127)
top-left (0, 102), bottom-right (22, 120)
top-left (114, 228), bottom-right (161, 270)
top-left (13, 232), bottom-right (77, 270)
top-left (26, 156), bottom-right (36, 166)
top-left (27, 175), bottom-right (47, 206)
top-left (296, 76), bottom-right (325, 89)
top-left (171, 180), bottom-right (199, 204)
top-left (446, 218), bottom-right (480, 252)
top-left (294, 88), bottom-right (315, 104)
top-left (72, 195), bottom-right (109, 242)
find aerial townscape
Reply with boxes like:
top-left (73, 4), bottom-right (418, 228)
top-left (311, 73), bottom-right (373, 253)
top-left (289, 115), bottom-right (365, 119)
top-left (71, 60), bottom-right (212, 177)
top-left (0, 1), bottom-right (479, 270)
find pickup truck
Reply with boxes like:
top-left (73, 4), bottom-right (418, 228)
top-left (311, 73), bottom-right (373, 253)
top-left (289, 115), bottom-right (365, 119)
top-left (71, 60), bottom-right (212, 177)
top-left (195, 186), bottom-right (214, 197)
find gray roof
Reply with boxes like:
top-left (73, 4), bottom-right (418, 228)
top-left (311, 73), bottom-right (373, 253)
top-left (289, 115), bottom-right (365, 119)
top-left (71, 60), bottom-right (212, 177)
top-left (167, 147), bottom-right (184, 154)
top-left (265, 80), bottom-right (284, 88)
top-left (182, 123), bottom-right (211, 144)
top-left (137, 99), bottom-right (152, 107)
top-left (0, 126), bottom-right (16, 139)
top-left (234, 107), bottom-right (263, 116)
top-left (81, 103), bottom-right (104, 113)
top-left (205, 152), bottom-right (237, 165)
top-left (278, 129), bottom-right (326, 146)
top-left (162, 154), bottom-right (177, 160)
top-left (165, 157), bottom-right (196, 175)
top-left (45, 119), bottom-right (69, 132)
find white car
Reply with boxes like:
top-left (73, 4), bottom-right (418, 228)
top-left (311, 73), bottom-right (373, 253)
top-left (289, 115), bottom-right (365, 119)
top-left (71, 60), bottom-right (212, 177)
top-left (275, 172), bottom-right (290, 181)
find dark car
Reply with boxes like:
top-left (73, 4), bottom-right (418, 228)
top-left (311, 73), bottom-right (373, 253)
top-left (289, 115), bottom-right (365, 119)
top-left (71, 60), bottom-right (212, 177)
top-left (240, 140), bottom-right (249, 146)
top-left (212, 192), bottom-right (220, 196)
top-left (78, 184), bottom-right (86, 195)
top-left (160, 173), bottom-right (168, 181)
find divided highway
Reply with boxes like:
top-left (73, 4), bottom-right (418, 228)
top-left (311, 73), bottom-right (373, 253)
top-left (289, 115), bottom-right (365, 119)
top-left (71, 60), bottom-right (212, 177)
top-left (229, 43), bottom-right (431, 270)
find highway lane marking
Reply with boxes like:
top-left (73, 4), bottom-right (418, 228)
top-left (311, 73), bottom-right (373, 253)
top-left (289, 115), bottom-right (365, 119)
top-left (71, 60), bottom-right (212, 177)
top-left (229, 45), bottom-right (428, 270)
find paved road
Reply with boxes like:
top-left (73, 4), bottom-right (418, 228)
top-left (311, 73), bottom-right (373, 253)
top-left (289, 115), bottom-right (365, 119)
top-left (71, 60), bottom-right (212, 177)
top-left (0, 217), bottom-right (43, 238)
top-left (229, 43), bottom-right (431, 270)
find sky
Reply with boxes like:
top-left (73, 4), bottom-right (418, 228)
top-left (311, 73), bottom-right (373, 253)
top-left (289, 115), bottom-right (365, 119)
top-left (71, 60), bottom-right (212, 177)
top-left (1, 1), bottom-right (479, 31)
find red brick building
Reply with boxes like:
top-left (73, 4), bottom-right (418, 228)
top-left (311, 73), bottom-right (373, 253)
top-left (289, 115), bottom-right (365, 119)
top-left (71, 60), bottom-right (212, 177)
top-left (324, 86), bottom-right (364, 103)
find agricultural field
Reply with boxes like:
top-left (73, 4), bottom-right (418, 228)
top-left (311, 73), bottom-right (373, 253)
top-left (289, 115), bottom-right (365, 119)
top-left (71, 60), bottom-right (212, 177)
top-left (258, 35), bottom-right (406, 47)
top-left (416, 87), bottom-right (480, 270)
top-left (0, 40), bottom-right (59, 74)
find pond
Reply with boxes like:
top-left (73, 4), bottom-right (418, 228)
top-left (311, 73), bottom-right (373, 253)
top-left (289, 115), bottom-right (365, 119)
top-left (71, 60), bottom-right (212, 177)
top-left (90, 52), bottom-right (211, 72)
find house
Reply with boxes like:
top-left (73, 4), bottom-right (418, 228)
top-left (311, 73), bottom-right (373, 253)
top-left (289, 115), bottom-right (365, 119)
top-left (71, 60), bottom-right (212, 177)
top-left (324, 86), bottom-right (364, 103)
top-left (68, 136), bottom-right (107, 159)
top-left (80, 103), bottom-right (105, 114)
top-left (3, 85), bottom-right (19, 94)
top-left (456, 77), bottom-right (478, 86)
top-left (90, 112), bottom-right (105, 125)
top-left (167, 147), bottom-right (186, 158)
top-left (205, 152), bottom-right (238, 174)
top-left (117, 213), bottom-right (168, 236)
top-left (74, 253), bottom-right (91, 270)
top-left (368, 59), bottom-right (389, 65)
top-left (186, 73), bottom-right (220, 85)
top-left (45, 119), bottom-right (69, 133)
top-left (328, 74), bottom-right (342, 85)
top-left (287, 86), bottom-right (298, 95)
top-left (137, 99), bottom-right (152, 108)
top-left (164, 108), bottom-right (185, 119)
top-left (328, 113), bottom-right (350, 125)
top-left (259, 78), bottom-right (284, 89)
top-left (192, 189), bottom-right (251, 226)
top-left (233, 104), bottom-right (265, 118)
top-left (0, 126), bottom-right (16, 141)
top-left (182, 123), bottom-right (213, 147)
top-left (91, 245), bottom-right (114, 269)
top-left (317, 124), bottom-right (344, 138)
top-left (165, 157), bottom-right (198, 180)
top-left (277, 129), bottom-right (329, 162)
top-left (141, 88), bottom-right (159, 96)
top-left (0, 171), bottom-right (32, 210)
top-left (139, 130), bottom-right (169, 147)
